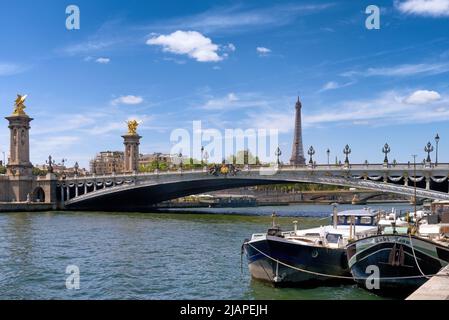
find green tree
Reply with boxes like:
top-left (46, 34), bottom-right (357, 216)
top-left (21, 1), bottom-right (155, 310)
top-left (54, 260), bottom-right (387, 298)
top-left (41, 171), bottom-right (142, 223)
top-left (226, 150), bottom-right (260, 165)
top-left (32, 167), bottom-right (47, 176)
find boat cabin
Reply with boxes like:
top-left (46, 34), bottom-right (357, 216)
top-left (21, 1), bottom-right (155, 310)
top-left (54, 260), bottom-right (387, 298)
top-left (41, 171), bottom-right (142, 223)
top-left (336, 208), bottom-right (379, 227)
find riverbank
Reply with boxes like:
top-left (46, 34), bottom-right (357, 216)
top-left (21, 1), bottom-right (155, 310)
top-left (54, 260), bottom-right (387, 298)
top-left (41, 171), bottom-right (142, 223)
top-left (0, 202), bottom-right (56, 212)
top-left (160, 203), bottom-right (414, 217)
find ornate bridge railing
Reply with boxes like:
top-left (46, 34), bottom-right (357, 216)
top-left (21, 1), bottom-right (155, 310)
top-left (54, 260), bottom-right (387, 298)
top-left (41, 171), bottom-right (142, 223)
top-left (58, 163), bottom-right (449, 207)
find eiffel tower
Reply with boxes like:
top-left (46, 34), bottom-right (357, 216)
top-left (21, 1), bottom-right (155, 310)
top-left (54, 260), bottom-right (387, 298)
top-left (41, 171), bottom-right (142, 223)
top-left (290, 97), bottom-right (306, 165)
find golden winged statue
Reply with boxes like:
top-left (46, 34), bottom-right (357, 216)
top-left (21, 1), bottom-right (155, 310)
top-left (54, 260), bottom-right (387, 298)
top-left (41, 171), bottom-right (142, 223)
top-left (126, 119), bottom-right (139, 135)
top-left (13, 94), bottom-right (28, 115)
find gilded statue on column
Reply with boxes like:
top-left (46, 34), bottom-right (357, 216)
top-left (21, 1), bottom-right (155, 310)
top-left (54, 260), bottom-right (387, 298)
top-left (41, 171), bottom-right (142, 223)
top-left (13, 94), bottom-right (28, 116)
top-left (126, 119), bottom-right (139, 135)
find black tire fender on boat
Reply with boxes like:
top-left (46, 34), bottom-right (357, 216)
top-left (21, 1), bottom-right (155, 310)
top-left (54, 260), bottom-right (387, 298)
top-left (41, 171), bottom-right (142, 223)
top-left (340, 251), bottom-right (349, 269)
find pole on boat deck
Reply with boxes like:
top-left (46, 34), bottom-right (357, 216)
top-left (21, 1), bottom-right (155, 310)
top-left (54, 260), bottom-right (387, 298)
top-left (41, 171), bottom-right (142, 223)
top-left (349, 217), bottom-right (352, 240)
top-left (332, 203), bottom-right (338, 229)
top-left (412, 154), bottom-right (418, 232)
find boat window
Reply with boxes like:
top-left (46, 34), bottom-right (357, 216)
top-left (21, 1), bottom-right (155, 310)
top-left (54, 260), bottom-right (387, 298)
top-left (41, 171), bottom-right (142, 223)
top-left (326, 233), bottom-right (342, 244)
top-left (359, 216), bottom-right (372, 225)
top-left (304, 233), bottom-right (320, 237)
top-left (338, 216), bottom-right (346, 224)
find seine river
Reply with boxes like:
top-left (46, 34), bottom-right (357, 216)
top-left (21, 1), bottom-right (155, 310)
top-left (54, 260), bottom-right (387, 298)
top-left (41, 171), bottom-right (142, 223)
top-left (0, 204), bottom-right (413, 300)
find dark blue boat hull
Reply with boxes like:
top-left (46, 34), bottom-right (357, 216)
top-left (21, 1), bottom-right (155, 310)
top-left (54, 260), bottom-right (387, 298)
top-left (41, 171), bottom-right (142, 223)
top-left (243, 236), bottom-right (351, 286)
top-left (346, 235), bottom-right (449, 297)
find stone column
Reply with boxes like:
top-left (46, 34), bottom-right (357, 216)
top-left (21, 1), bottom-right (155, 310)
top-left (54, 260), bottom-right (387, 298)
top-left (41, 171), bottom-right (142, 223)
top-left (5, 97), bottom-right (34, 202)
top-left (61, 186), bottom-right (65, 203)
top-left (122, 133), bottom-right (141, 174)
top-left (6, 113), bottom-right (33, 177)
top-left (426, 176), bottom-right (430, 190)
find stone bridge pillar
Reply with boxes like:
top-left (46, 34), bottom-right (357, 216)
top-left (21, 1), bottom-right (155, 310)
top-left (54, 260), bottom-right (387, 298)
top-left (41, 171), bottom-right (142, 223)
top-left (5, 96), bottom-right (34, 202)
top-left (122, 124), bottom-right (141, 174)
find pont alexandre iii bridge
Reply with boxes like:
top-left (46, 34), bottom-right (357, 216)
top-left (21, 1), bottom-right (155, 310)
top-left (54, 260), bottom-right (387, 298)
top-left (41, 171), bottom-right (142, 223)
top-left (60, 163), bottom-right (449, 211)
top-left (2, 95), bottom-right (449, 212)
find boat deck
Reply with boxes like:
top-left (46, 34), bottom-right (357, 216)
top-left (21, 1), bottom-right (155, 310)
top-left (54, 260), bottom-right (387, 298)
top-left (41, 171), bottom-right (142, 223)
top-left (406, 264), bottom-right (449, 300)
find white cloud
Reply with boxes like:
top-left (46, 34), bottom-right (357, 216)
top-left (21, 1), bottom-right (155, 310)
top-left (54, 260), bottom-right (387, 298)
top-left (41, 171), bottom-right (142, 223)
top-left (148, 4), bottom-right (334, 34)
top-left (31, 136), bottom-right (80, 156)
top-left (111, 95), bottom-right (144, 105)
top-left (88, 122), bottom-right (125, 135)
top-left (302, 90), bottom-right (449, 126)
top-left (146, 30), bottom-right (223, 62)
top-left (63, 40), bottom-right (118, 55)
top-left (244, 112), bottom-right (294, 133)
top-left (404, 90), bottom-right (441, 104)
top-left (395, 0), bottom-right (449, 17)
top-left (256, 47), bottom-right (271, 55)
top-left (243, 90), bottom-right (449, 132)
top-left (199, 92), bottom-right (270, 110)
top-left (342, 62), bottom-right (449, 78)
top-left (224, 43), bottom-right (236, 52)
top-left (319, 80), bottom-right (356, 92)
top-left (0, 63), bottom-right (26, 76)
top-left (320, 81), bottom-right (340, 92)
top-left (95, 57), bottom-right (110, 64)
top-left (200, 93), bottom-right (238, 110)
top-left (32, 114), bottom-right (97, 135)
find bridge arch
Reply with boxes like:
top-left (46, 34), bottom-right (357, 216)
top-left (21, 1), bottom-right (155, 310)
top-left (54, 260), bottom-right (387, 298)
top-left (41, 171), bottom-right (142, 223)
top-left (32, 187), bottom-right (45, 202)
top-left (62, 168), bottom-right (449, 211)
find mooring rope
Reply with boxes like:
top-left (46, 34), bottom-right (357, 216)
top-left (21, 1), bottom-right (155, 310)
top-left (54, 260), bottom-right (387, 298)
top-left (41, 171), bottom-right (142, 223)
top-left (246, 242), bottom-right (447, 281)
top-left (408, 233), bottom-right (432, 280)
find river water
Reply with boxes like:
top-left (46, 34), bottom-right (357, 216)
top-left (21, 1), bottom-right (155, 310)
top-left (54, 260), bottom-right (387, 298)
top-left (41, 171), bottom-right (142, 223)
top-left (0, 203), bottom-right (413, 299)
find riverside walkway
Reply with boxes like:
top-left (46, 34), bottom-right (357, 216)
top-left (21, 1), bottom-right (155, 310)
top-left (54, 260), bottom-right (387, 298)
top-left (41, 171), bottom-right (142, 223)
top-left (407, 264), bottom-right (449, 300)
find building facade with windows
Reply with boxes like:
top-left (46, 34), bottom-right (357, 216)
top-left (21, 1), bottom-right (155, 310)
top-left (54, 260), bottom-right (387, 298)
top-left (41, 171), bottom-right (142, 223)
top-left (90, 151), bottom-right (125, 175)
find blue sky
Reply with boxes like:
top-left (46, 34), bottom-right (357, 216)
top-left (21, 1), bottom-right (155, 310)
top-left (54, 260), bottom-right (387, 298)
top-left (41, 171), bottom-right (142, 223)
top-left (1, 0), bottom-right (449, 168)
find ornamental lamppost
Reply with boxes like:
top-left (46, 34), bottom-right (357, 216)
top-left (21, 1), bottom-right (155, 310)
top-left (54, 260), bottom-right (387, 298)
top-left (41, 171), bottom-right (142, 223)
top-left (112, 158), bottom-right (116, 174)
top-left (382, 143), bottom-right (391, 164)
top-left (204, 150), bottom-right (209, 165)
top-left (74, 161), bottom-right (79, 176)
top-left (307, 146), bottom-right (315, 165)
top-left (60, 158), bottom-right (67, 175)
top-left (178, 152), bottom-right (183, 174)
top-left (424, 142), bottom-right (434, 163)
top-left (412, 154), bottom-right (417, 222)
top-left (275, 146), bottom-right (282, 166)
top-left (435, 133), bottom-right (440, 165)
top-left (343, 144), bottom-right (351, 165)
top-left (155, 152), bottom-right (161, 170)
top-left (326, 148), bottom-right (330, 165)
top-left (201, 146), bottom-right (204, 166)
